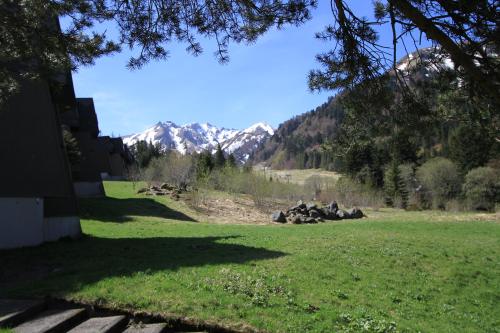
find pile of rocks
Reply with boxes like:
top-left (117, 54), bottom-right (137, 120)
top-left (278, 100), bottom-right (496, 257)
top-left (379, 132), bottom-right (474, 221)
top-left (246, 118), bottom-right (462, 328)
top-left (137, 183), bottom-right (184, 200)
top-left (271, 200), bottom-right (365, 224)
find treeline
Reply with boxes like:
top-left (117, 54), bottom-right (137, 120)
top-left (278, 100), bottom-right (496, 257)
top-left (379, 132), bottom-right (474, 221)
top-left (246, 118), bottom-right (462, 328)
top-left (127, 141), bottom-right (240, 187)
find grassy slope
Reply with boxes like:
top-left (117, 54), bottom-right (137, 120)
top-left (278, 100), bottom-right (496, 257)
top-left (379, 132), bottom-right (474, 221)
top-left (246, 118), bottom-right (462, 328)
top-left (1, 182), bottom-right (499, 333)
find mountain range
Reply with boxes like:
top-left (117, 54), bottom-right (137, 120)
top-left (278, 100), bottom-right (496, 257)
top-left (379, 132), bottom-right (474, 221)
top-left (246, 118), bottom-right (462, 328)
top-left (123, 121), bottom-right (274, 163)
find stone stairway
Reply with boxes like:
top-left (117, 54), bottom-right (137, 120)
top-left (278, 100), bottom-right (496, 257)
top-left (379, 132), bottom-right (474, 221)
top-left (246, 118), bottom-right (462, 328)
top-left (0, 299), bottom-right (207, 333)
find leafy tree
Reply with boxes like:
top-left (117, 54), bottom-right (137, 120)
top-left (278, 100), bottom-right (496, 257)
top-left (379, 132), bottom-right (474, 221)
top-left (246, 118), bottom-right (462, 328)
top-left (416, 157), bottom-right (461, 209)
top-left (462, 167), bottom-right (500, 211)
top-left (214, 144), bottom-right (226, 169)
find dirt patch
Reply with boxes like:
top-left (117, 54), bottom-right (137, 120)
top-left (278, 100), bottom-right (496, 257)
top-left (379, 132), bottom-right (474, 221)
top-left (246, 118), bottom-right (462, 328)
top-left (184, 192), bottom-right (285, 224)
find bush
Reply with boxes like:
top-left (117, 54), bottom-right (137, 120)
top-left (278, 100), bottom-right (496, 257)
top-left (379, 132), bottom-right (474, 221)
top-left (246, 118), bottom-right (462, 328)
top-left (462, 167), bottom-right (500, 211)
top-left (416, 158), bottom-right (461, 209)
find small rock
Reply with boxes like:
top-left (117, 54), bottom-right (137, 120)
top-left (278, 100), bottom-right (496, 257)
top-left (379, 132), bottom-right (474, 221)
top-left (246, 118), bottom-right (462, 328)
top-left (271, 211), bottom-right (287, 223)
top-left (137, 188), bottom-right (148, 194)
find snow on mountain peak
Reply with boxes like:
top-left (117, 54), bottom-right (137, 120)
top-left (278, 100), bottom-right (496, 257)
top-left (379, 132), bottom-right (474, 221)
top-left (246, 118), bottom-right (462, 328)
top-left (123, 121), bottom-right (274, 163)
top-left (243, 122), bottom-right (274, 135)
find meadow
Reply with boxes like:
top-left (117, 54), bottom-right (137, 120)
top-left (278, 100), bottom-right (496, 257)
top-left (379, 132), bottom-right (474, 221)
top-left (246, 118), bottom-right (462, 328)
top-left (0, 181), bottom-right (499, 332)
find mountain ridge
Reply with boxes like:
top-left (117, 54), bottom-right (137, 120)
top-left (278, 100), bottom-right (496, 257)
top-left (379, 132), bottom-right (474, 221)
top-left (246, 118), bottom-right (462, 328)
top-left (123, 121), bottom-right (274, 163)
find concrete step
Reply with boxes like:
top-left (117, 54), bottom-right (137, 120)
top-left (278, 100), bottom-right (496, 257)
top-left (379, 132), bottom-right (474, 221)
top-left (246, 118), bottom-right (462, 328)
top-left (67, 315), bottom-right (127, 333)
top-left (0, 299), bottom-right (46, 328)
top-left (123, 323), bottom-right (167, 333)
top-left (13, 308), bottom-right (87, 333)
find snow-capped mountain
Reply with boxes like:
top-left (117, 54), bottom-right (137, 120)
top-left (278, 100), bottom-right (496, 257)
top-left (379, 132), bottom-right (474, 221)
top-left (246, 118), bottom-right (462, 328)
top-left (123, 121), bottom-right (274, 163)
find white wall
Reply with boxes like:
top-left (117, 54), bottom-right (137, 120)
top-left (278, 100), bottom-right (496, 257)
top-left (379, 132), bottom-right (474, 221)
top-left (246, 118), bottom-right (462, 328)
top-left (0, 198), bottom-right (81, 249)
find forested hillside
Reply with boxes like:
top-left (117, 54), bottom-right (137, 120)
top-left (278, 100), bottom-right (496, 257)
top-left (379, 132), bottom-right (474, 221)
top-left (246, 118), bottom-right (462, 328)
top-left (251, 95), bottom-right (345, 170)
top-left (252, 47), bottom-right (499, 189)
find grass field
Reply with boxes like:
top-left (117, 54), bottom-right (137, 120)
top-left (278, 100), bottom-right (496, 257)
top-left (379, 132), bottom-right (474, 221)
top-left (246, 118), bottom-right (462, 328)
top-left (257, 168), bottom-right (341, 185)
top-left (1, 182), bottom-right (499, 332)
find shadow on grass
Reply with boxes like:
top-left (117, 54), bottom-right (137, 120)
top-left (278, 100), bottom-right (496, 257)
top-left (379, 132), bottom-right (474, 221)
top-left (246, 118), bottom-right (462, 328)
top-left (0, 235), bottom-right (286, 297)
top-left (79, 197), bottom-right (196, 222)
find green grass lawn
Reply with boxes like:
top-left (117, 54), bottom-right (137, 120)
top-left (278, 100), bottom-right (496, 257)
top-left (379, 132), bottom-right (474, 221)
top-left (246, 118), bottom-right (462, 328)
top-left (1, 182), bottom-right (499, 332)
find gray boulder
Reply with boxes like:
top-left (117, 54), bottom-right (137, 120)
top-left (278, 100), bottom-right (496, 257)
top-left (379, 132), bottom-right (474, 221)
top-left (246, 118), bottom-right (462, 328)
top-left (347, 208), bottom-right (364, 219)
top-left (291, 214), bottom-right (304, 224)
top-left (271, 211), bottom-right (287, 223)
top-left (304, 217), bottom-right (318, 224)
top-left (309, 209), bottom-right (321, 218)
top-left (296, 200), bottom-right (306, 209)
top-left (336, 209), bottom-right (348, 219)
top-left (321, 207), bottom-right (338, 220)
top-left (326, 201), bottom-right (339, 213)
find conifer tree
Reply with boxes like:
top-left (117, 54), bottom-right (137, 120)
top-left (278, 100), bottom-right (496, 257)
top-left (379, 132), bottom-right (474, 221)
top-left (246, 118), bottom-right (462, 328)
top-left (214, 144), bottom-right (226, 169)
top-left (226, 154), bottom-right (237, 169)
top-left (196, 150), bottom-right (214, 178)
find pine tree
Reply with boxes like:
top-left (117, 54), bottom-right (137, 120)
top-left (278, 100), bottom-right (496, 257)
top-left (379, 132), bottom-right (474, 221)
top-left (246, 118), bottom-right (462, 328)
top-left (448, 123), bottom-right (493, 172)
top-left (384, 159), bottom-right (409, 209)
top-left (226, 153), bottom-right (237, 169)
top-left (214, 144), bottom-right (226, 169)
top-left (196, 151), bottom-right (214, 178)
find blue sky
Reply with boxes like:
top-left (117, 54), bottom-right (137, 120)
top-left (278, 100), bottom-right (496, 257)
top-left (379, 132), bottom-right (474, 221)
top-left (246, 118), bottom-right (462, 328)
top-left (71, 2), bottom-right (428, 136)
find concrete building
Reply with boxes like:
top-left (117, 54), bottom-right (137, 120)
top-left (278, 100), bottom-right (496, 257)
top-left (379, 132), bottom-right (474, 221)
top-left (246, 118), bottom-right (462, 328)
top-left (98, 136), bottom-right (133, 180)
top-left (0, 77), bottom-right (82, 249)
top-left (62, 98), bottom-right (132, 196)
top-left (63, 98), bottom-right (107, 197)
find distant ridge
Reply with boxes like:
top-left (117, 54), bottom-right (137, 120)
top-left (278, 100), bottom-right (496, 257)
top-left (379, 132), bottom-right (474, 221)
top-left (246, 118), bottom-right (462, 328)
top-left (123, 121), bottom-right (274, 163)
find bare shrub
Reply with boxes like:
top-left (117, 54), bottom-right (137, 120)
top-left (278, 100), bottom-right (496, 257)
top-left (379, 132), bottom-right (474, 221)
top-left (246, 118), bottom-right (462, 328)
top-left (142, 152), bottom-right (196, 189)
top-left (187, 186), bottom-right (210, 211)
top-left (198, 168), bottom-right (310, 211)
top-left (317, 176), bottom-right (384, 208)
top-left (161, 152), bottom-right (196, 190)
top-left (125, 163), bottom-right (144, 191)
top-left (304, 175), bottom-right (335, 198)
